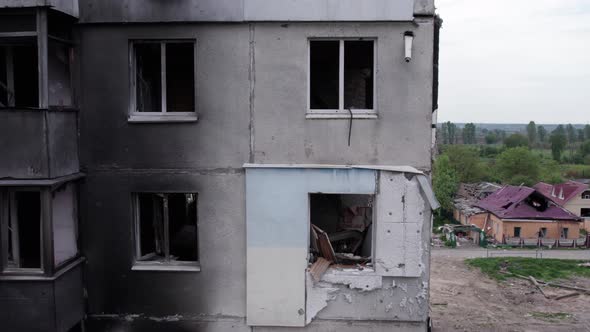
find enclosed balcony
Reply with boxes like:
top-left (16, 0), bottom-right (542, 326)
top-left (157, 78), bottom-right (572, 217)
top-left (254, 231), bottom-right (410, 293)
top-left (0, 7), bottom-right (79, 179)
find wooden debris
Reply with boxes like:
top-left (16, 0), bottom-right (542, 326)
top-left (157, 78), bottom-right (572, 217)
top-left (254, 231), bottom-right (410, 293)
top-left (312, 224), bottom-right (337, 263)
top-left (545, 282), bottom-right (590, 294)
top-left (528, 276), bottom-right (551, 299)
top-left (309, 257), bottom-right (331, 282)
top-left (502, 272), bottom-right (590, 297)
top-left (310, 225), bottom-right (319, 252)
top-left (555, 292), bottom-right (580, 301)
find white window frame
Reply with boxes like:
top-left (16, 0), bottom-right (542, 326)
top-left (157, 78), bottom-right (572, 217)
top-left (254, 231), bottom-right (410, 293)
top-left (0, 189), bottom-right (44, 275)
top-left (582, 191), bottom-right (590, 200)
top-left (307, 38), bottom-right (377, 120)
top-left (128, 40), bottom-right (198, 123)
top-left (131, 191), bottom-right (200, 272)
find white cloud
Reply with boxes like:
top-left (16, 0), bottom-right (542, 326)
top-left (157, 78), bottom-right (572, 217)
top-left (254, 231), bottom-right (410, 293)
top-left (436, 0), bottom-right (590, 123)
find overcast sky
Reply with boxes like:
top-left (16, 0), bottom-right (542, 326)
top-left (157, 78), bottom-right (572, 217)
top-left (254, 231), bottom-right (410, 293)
top-left (436, 0), bottom-right (590, 124)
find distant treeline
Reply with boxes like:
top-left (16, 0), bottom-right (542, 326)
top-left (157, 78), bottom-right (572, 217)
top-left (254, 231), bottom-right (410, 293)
top-left (438, 121), bottom-right (590, 164)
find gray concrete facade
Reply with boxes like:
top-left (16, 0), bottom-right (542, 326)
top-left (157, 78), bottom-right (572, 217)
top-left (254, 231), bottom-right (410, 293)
top-left (79, 19), bottom-right (437, 332)
top-left (0, 0), bottom-right (439, 331)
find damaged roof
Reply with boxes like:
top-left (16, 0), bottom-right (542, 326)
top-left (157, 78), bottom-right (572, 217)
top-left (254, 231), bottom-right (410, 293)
top-left (454, 182), bottom-right (501, 216)
top-left (533, 181), bottom-right (589, 206)
top-left (456, 182), bottom-right (501, 200)
top-left (476, 185), bottom-right (581, 221)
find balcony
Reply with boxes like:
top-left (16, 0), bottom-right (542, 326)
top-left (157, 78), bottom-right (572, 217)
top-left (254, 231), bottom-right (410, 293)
top-left (0, 0), bottom-right (79, 18)
top-left (0, 108), bottom-right (79, 179)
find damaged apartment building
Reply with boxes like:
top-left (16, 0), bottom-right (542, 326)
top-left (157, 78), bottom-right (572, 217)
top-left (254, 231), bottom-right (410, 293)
top-left (0, 1), bottom-right (441, 331)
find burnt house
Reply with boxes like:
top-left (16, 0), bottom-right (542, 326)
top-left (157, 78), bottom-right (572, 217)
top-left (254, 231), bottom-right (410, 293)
top-left (0, 1), bottom-right (441, 331)
top-left (476, 186), bottom-right (582, 243)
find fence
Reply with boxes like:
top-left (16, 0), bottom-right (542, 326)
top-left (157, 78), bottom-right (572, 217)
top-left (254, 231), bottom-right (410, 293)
top-left (502, 234), bottom-right (590, 248)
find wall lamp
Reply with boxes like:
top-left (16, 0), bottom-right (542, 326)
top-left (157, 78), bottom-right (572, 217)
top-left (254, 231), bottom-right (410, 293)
top-left (404, 31), bottom-right (414, 62)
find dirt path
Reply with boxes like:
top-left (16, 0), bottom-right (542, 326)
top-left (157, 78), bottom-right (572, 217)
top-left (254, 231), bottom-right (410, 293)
top-left (430, 254), bottom-right (590, 331)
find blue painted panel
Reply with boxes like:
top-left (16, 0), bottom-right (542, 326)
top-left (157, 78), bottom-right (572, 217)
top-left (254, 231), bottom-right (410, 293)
top-left (246, 168), bottom-right (376, 248)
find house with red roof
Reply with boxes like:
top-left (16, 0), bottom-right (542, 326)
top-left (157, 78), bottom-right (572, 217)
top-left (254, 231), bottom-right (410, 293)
top-left (475, 185), bottom-right (582, 243)
top-left (534, 181), bottom-right (590, 230)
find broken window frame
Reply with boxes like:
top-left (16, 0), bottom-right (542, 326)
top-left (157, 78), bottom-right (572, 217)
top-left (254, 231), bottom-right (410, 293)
top-left (307, 193), bottom-right (376, 269)
top-left (0, 181), bottom-right (82, 278)
top-left (128, 39), bottom-right (198, 123)
top-left (131, 192), bottom-right (200, 272)
top-left (0, 8), bottom-right (76, 110)
top-left (0, 189), bottom-right (44, 274)
top-left (307, 38), bottom-right (377, 119)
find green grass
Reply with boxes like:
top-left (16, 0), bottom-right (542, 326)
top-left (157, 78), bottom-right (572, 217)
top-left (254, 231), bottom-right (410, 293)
top-left (529, 312), bottom-right (572, 322)
top-left (465, 257), bottom-right (590, 281)
top-left (531, 148), bottom-right (553, 159)
top-left (561, 163), bottom-right (590, 178)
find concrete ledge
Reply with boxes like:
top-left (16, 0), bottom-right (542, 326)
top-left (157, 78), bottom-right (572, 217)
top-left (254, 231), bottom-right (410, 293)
top-left (78, 0), bottom-right (415, 23)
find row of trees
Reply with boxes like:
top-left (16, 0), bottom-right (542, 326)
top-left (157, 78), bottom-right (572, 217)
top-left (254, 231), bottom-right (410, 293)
top-left (440, 122), bottom-right (478, 145)
top-left (439, 121), bottom-right (590, 163)
top-left (527, 121), bottom-right (590, 146)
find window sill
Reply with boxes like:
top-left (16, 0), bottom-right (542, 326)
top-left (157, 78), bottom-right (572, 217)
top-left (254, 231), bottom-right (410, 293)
top-left (0, 257), bottom-right (85, 281)
top-left (128, 113), bottom-right (198, 123)
top-left (131, 262), bottom-right (201, 272)
top-left (306, 110), bottom-right (377, 120)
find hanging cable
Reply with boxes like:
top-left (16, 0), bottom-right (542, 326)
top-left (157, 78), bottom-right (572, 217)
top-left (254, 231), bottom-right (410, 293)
top-left (347, 108), bottom-right (353, 146)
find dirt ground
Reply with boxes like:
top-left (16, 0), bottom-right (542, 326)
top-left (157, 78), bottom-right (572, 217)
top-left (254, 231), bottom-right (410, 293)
top-left (430, 254), bottom-right (590, 332)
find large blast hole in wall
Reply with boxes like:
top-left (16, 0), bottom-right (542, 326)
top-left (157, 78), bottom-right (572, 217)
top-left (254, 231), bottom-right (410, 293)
top-left (309, 194), bottom-right (374, 266)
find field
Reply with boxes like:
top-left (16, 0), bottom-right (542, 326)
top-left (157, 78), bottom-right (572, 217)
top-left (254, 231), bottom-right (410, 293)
top-left (430, 250), bottom-right (590, 331)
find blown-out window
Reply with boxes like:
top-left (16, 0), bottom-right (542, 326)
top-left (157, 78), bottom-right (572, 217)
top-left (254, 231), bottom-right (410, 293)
top-left (130, 40), bottom-right (197, 122)
top-left (308, 39), bottom-right (375, 118)
top-left (132, 192), bottom-right (199, 271)
top-left (0, 182), bottom-right (80, 275)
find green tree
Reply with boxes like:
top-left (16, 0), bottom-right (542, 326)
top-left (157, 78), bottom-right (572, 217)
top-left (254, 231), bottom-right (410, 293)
top-left (566, 124), bottom-right (576, 143)
top-left (495, 147), bottom-right (541, 185)
top-left (440, 123), bottom-right (449, 144)
top-left (504, 133), bottom-right (528, 148)
top-left (538, 126), bottom-right (547, 143)
top-left (581, 140), bottom-right (590, 157)
top-left (550, 125), bottom-right (567, 161)
top-left (578, 129), bottom-right (585, 142)
top-left (485, 132), bottom-right (499, 144)
top-left (462, 123), bottom-right (477, 144)
top-left (585, 124), bottom-right (590, 140)
top-left (526, 121), bottom-right (537, 146)
top-left (433, 155), bottom-right (459, 212)
top-left (538, 158), bottom-right (564, 184)
top-left (444, 121), bottom-right (457, 145)
top-left (443, 145), bottom-right (486, 183)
